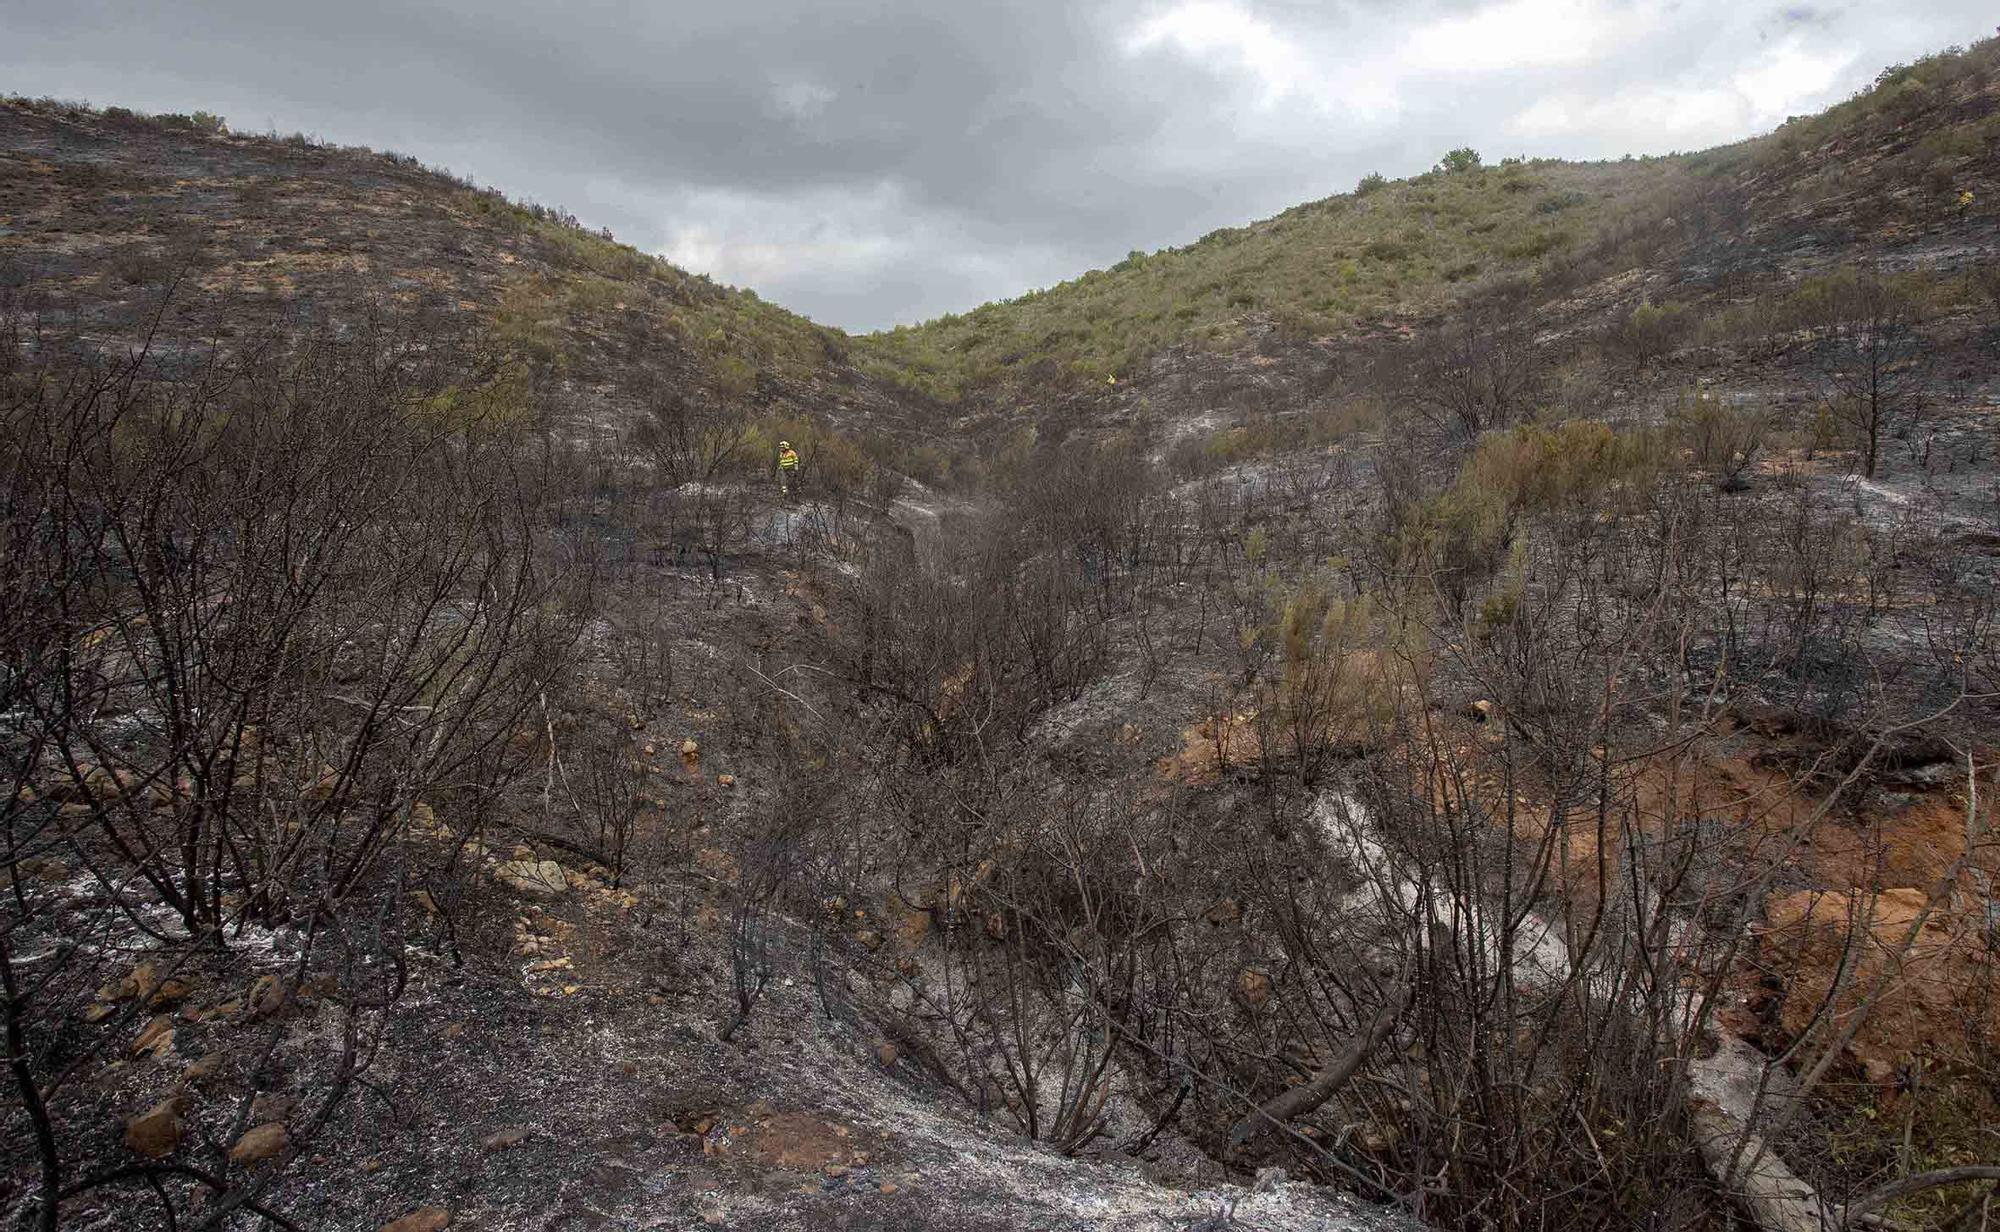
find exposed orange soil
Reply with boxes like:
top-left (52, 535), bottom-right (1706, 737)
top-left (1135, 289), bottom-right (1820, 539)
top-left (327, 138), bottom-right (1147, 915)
top-left (1503, 720), bottom-right (1999, 1076)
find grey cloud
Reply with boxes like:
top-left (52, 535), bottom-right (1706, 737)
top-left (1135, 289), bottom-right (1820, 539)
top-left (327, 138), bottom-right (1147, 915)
top-left (2, 0), bottom-right (1994, 328)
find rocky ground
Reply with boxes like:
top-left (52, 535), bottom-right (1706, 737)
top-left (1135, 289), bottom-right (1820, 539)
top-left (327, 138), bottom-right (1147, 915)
top-left (7, 833), bottom-right (1419, 1232)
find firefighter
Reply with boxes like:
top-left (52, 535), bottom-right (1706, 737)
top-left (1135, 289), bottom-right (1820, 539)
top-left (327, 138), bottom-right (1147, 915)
top-left (776, 439), bottom-right (800, 495)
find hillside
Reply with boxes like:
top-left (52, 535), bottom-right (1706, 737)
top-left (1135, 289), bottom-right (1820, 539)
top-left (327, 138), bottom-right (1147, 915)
top-left (0, 98), bottom-right (937, 446)
top-left (4, 34), bottom-right (2000, 1232)
top-left (854, 156), bottom-right (1679, 399)
top-left (7, 38), bottom-right (1995, 434)
top-left (856, 39), bottom-right (2000, 409)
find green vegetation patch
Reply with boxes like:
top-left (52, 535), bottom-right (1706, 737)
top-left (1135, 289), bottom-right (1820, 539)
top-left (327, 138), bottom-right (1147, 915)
top-left (854, 155), bottom-right (1675, 402)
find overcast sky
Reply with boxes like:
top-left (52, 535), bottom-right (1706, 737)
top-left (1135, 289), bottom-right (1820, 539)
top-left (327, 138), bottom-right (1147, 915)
top-left (3, 2), bottom-right (1993, 330)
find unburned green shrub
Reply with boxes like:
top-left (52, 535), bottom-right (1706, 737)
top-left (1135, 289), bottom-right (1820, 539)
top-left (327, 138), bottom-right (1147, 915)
top-left (1671, 389), bottom-right (1770, 490)
top-left (1460, 419), bottom-right (1667, 515)
top-left (1384, 419), bottom-right (1664, 621)
top-left (741, 415), bottom-right (870, 499)
top-left (1436, 147), bottom-right (1483, 175)
top-left (1606, 300), bottom-right (1690, 367)
top-left (710, 353), bottom-right (758, 399)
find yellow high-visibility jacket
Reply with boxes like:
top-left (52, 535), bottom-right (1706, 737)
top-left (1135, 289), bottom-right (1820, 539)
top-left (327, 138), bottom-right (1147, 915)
top-left (777, 447), bottom-right (799, 472)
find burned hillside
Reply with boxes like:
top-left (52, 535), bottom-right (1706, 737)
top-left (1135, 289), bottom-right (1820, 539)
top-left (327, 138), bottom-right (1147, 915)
top-left (5, 34), bottom-right (2000, 1232)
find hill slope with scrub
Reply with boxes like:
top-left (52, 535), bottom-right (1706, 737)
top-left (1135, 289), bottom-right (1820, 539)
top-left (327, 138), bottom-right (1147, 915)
top-left (0, 96), bottom-right (946, 452)
top-left (860, 37), bottom-right (2000, 412)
